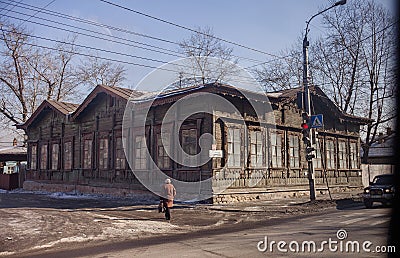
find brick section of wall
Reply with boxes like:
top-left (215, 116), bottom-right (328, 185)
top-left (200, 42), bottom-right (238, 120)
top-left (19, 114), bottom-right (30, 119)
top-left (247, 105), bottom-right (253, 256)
top-left (212, 185), bottom-right (363, 204)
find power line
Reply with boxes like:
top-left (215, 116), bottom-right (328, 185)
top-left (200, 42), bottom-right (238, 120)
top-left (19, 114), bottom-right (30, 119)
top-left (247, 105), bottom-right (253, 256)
top-left (0, 0), bottom-right (22, 15)
top-left (99, 0), bottom-right (285, 60)
top-left (2, 0), bottom-right (268, 65)
top-left (1, 9), bottom-right (273, 81)
top-left (0, 11), bottom-right (184, 58)
top-left (17, 0), bottom-right (55, 26)
top-left (0, 32), bottom-right (261, 85)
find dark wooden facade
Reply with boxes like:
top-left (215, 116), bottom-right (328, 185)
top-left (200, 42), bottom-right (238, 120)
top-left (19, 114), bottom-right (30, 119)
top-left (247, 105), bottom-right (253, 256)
top-left (17, 83), bottom-right (370, 198)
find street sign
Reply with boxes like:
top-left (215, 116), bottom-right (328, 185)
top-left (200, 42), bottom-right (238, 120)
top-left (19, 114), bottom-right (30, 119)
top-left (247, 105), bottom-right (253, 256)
top-left (209, 150), bottom-right (223, 158)
top-left (310, 114), bottom-right (324, 128)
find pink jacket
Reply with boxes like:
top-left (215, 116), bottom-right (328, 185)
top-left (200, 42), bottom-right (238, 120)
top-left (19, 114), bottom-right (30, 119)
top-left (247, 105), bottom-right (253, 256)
top-left (163, 183), bottom-right (176, 201)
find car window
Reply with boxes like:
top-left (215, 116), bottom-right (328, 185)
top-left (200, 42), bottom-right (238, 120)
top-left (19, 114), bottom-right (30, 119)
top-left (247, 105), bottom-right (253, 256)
top-left (373, 175), bottom-right (394, 185)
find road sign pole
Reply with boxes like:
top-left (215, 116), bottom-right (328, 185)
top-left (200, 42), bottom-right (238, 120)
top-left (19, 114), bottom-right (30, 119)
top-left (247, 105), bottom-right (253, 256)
top-left (303, 27), bottom-right (316, 202)
top-left (302, 0), bottom-right (346, 203)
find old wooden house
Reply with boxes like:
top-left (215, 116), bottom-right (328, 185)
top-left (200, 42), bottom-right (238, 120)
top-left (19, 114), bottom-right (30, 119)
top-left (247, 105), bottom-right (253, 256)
top-left (17, 83), bottom-right (370, 203)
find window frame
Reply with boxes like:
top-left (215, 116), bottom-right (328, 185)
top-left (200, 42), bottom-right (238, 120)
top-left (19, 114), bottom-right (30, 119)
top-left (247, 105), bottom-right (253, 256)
top-left (313, 137), bottom-right (323, 169)
top-left (98, 136), bottom-right (109, 170)
top-left (82, 135), bottom-right (93, 170)
top-left (63, 140), bottom-right (73, 171)
top-left (51, 142), bottom-right (60, 170)
top-left (270, 130), bottom-right (284, 168)
top-left (29, 142), bottom-right (38, 170)
top-left (338, 140), bottom-right (348, 169)
top-left (155, 125), bottom-right (172, 170)
top-left (134, 134), bottom-right (147, 170)
top-left (249, 129), bottom-right (263, 168)
top-left (179, 121), bottom-right (199, 168)
top-left (226, 126), bottom-right (242, 168)
top-left (349, 141), bottom-right (359, 169)
top-left (40, 143), bottom-right (48, 170)
top-left (115, 135), bottom-right (126, 170)
top-left (288, 133), bottom-right (300, 168)
top-left (325, 138), bottom-right (336, 170)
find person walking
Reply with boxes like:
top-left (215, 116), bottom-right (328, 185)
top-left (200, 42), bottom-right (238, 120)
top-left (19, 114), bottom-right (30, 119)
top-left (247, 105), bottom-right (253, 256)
top-left (161, 178), bottom-right (176, 221)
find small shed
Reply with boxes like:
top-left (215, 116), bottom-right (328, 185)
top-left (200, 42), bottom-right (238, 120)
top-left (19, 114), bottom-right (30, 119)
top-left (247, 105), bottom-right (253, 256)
top-left (0, 145), bottom-right (27, 190)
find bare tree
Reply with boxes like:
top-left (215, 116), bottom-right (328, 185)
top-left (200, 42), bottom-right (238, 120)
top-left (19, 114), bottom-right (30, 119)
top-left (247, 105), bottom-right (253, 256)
top-left (253, 0), bottom-right (396, 162)
top-left (253, 44), bottom-right (303, 92)
top-left (313, 0), bottom-right (396, 162)
top-left (0, 22), bottom-right (37, 125)
top-left (175, 26), bottom-right (238, 88)
top-left (77, 55), bottom-right (126, 88)
top-left (0, 20), bottom-right (128, 136)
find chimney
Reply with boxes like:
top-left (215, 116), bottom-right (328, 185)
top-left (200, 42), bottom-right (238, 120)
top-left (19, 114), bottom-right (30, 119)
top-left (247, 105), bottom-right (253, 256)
top-left (12, 138), bottom-right (17, 146)
top-left (386, 127), bottom-right (392, 136)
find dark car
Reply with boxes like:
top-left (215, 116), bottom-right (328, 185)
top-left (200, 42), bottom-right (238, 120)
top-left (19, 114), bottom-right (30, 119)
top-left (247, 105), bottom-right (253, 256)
top-left (363, 174), bottom-right (395, 208)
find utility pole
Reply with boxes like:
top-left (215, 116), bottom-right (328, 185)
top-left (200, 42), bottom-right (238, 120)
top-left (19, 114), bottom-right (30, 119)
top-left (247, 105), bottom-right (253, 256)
top-left (302, 0), bottom-right (347, 202)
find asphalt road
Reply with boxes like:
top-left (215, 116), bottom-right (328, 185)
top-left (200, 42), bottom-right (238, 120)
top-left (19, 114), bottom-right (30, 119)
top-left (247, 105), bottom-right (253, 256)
top-left (20, 203), bottom-right (391, 258)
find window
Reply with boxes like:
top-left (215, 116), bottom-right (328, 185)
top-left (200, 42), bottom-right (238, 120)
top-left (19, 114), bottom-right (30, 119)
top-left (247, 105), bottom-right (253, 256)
top-left (40, 144), bottom-right (48, 170)
top-left (181, 128), bottom-right (198, 167)
top-left (30, 144), bottom-right (37, 170)
top-left (349, 142), bottom-right (359, 169)
top-left (51, 143), bottom-right (59, 170)
top-left (115, 137), bottom-right (126, 170)
top-left (134, 135), bottom-right (147, 170)
top-left (313, 138), bottom-right (322, 169)
top-left (99, 138), bottom-right (108, 169)
top-left (271, 132), bottom-right (283, 167)
top-left (288, 135), bottom-right (300, 168)
top-left (83, 139), bottom-right (92, 169)
top-left (157, 132), bottom-right (171, 169)
top-left (64, 141), bottom-right (72, 170)
top-left (250, 130), bottom-right (263, 167)
top-left (326, 139), bottom-right (335, 169)
top-left (227, 128), bottom-right (241, 167)
top-left (338, 140), bottom-right (347, 169)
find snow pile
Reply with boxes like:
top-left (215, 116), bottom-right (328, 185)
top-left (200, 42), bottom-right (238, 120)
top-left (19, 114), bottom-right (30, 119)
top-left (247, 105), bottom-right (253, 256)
top-left (48, 191), bottom-right (99, 200)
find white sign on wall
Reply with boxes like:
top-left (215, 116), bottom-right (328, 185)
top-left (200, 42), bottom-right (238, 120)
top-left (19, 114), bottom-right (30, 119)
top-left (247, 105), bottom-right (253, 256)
top-left (209, 150), bottom-right (223, 158)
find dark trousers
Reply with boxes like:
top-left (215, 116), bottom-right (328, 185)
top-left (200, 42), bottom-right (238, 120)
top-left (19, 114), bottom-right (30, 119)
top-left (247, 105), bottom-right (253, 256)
top-left (162, 199), bottom-right (171, 220)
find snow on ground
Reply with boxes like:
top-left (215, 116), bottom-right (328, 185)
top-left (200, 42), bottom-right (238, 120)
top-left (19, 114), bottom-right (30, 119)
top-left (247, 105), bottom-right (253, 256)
top-left (0, 207), bottom-right (182, 255)
top-left (30, 213), bottom-right (179, 251)
top-left (1, 188), bottom-right (158, 204)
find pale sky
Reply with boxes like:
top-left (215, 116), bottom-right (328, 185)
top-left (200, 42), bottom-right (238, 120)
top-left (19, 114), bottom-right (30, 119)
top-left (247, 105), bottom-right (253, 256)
top-left (0, 0), bottom-right (396, 145)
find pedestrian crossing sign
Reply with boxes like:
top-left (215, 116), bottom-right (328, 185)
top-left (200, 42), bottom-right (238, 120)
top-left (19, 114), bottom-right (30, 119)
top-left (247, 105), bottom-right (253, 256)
top-left (310, 114), bottom-right (324, 128)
